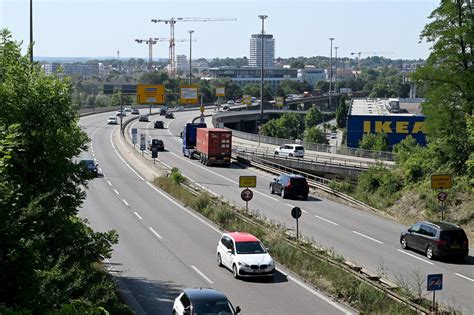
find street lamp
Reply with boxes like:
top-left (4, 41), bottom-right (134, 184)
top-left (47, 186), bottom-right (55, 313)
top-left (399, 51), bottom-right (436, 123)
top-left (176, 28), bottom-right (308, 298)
top-left (188, 30), bottom-right (194, 85)
top-left (329, 37), bottom-right (334, 110)
top-left (258, 14), bottom-right (268, 146)
top-left (30, 0), bottom-right (33, 62)
top-left (334, 46), bottom-right (339, 95)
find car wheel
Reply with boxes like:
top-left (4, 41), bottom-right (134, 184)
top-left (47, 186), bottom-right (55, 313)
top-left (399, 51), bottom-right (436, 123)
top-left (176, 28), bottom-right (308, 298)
top-left (274, 151), bottom-right (279, 156)
top-left (426, 246), bottom-right (434, 260)
top-left (217, 253), bottom-right (222, 267)
top-left (289, 153), bottom-right (293, 157)
top-left (232, 264), bottom-right (239, 279)
top-left (269, 184), bottom-right (274, 194)
top-left (400, 237), bottom-right (408, 249)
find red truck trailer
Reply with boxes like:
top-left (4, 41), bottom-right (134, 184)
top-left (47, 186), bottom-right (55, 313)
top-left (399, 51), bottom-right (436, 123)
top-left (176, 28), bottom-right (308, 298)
top-left (196, 128), bottom-right (232, 166)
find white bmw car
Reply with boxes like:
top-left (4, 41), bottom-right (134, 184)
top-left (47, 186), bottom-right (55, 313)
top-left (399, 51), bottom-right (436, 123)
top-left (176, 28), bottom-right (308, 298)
top-left (217, 232), bottom-right (275, 278)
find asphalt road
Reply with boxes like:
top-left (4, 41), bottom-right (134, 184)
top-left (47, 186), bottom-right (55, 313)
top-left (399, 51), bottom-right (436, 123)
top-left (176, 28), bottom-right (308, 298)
top-left (129, 108), bottom-right (474, 314)
top-left (79, 111), bottom-right (354, 315)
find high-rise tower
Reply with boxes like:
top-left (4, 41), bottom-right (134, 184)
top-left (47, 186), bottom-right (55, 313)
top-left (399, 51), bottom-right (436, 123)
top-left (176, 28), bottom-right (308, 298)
top-left (249, 34), bottom-right (275, 68)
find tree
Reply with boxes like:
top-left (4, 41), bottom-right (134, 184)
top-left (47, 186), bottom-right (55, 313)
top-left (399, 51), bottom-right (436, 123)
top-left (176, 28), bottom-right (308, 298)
top-left (336, 96), bottom-right (348, 128)
top-left (261, 113), bottom-right (304, 139)
top-left (138, 71), bottom-right (169, 84)
top-left (305, 106), bottom-right (323, 129)
top-left (358, 133), bottom-right (388, 152)
top-left (304, 126), bottom-right (328, 144)
top-left (412, 0), bottom-right (473, 175)
top-left (0, 30), bottom-right (122, 312)
top-left (315, 80), bottom-right (329, 92)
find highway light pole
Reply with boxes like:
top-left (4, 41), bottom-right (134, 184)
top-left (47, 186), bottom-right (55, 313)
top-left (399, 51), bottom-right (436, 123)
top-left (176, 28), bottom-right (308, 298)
top-left (29, 0), bottom-right (33, 63)
top-left (334, 46), bottom-right (339, 95)
top-left (329, 37), bottom-right (334, 110)
top-left (188, 30), bottom-right (194, 85)
top-left (258, 14), bottom-right (268, 146)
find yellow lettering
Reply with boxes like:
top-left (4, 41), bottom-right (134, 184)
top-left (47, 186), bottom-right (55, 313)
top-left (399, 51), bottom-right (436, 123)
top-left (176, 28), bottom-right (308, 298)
top-left (396, 121), bottom-right (409, 134)
top-left (375, 121), bottom-right (392, 133)
top-left (363, 121), bottom-right (371, 133)
top-left (412, 122), bottom-right (426, 133)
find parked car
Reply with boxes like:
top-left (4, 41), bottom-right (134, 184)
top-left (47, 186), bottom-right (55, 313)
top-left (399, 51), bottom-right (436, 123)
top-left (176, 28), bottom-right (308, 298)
top-left (138, 114), bottom-right (149, 122)
top-left (107, 116), bottom-right (118, 125)
top-left (154, 120), bottom-right (164, 129)
top-left (148, 138), bottom-right (164, 151)
top-left (400, 221), bottom-right (469, 260)
top-left (172, 288), bottom-right (241, 315)
top-left (217, 232), bottom-right (275, 279)
top-left (131, 109), bottom-right (140, 115)
top-left (79, 159), bottom-right (98, 178)
top-left (124, 106), bottom-right (132, 112)
top-left (273, 144), bottom-right (305, 158)
top-left (176, 106), bottom-right (184, 111)
top-left (165, 112), bottom-right (174, 119)
top-left (270, 173), bottom-right (309, 200)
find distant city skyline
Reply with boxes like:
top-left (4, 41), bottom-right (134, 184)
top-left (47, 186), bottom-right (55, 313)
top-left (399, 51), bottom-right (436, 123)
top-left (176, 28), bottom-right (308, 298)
top-left (2, 0), bottom-right (438, 60)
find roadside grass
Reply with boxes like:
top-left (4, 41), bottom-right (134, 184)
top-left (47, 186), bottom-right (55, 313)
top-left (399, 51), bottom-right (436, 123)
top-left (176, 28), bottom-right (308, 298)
top-left (153, 172), bottom-right (419, 314)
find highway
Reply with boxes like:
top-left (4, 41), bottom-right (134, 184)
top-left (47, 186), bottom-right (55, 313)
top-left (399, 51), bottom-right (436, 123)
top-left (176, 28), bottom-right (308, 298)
top-left (124, 108), bottom-right (473, 313)
top-left (78, 111), bottom-right (354, 315)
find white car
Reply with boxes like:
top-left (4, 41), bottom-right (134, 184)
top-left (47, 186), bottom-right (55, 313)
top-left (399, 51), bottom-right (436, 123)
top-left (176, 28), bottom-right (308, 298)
top-left (107, 116), bottom-right (118, 125)
top-left (176, 106), bottom-right (184, 111)
top-left (273, 144), bottom-right (305, 158)
top-left (217, 232), bottom-right (275, 278)
top-left (124, 106), bottom-right (132, 112)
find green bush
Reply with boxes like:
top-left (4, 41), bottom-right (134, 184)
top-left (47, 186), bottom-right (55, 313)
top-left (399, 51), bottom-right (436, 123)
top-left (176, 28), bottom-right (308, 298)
top-left (169, 167), bottom-right (186, 185)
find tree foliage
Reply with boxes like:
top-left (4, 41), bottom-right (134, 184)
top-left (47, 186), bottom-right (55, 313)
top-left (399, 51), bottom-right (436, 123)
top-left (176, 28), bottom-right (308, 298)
top-left (336, 96), bottom-right (348, 128)
top-left (261, 113), bottom-right (304, 139)
top-left (304, 126), bottom-right (328, 144)
top-left (0, 29), bottom-right (125, 313)
top-left (305, 107), bottom-right (323, 129)
top-left (358, 133), bottom-right (388, 152)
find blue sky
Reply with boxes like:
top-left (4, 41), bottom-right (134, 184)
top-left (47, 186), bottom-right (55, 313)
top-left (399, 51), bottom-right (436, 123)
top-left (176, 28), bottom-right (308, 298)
top-left (1, 0), bottom-right (439, 60)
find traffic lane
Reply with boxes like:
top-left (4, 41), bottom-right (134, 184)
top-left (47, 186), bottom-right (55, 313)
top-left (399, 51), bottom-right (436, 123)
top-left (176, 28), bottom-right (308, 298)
top-left (89, 119), bottom-right (352, 314)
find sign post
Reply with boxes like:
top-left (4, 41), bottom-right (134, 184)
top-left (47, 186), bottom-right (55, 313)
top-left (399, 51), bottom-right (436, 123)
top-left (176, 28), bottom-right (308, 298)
top-left (241, 188), bottom-right (253, 213)
top-left (427, 274), bottom-right (443, 313)
top-left (140, 134), bottom-right (146, 155)
top-left (431, 174), bottom-right (451, 221)
top-left (291, 207), bottom-right (302, 241)
top-left (243, 95), bottom-right (251, 109)
top-left (151, 146), bottom-right (158, 163)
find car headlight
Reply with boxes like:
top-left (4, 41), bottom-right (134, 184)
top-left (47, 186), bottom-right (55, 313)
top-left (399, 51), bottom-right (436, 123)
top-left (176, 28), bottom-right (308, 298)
top-left (268, 260), bottom-right (275, 266)
top-left (238, 261), bottom-right (249, 267)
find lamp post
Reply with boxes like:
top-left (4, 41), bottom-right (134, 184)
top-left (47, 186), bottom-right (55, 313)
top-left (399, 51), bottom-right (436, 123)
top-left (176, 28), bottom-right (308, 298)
top-left (334, 46), bottom-right (339, 95)
top-left (329, 37), bottom-right (334, 110)
top-left (29, 0), bottom-right (33, 63)
top-left (188, 30), bottom-right (194, 85)
top-left (258, 14), bottom-right (268, 146)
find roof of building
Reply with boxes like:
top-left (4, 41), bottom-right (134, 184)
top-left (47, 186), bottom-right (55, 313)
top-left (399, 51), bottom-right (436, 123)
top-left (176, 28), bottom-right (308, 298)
top-left (228, 232), bottom-right (259, 242)
top-left (349, 98), bottom-right (424, 117)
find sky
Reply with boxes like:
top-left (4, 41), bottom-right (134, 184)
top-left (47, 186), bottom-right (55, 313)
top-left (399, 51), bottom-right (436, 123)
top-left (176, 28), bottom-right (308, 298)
top-left (1, 0), bottom-right (439, 60)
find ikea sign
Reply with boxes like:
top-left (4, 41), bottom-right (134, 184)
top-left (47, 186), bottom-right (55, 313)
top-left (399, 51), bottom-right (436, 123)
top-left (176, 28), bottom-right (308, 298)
top-left (347, 115), bottom-right (426, 148)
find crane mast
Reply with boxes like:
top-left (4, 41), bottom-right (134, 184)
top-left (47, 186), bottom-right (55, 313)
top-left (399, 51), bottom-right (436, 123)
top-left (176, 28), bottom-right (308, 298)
top-left (135, 37), bottom-right (191, 72)
top-left (151, 17), bottom-right (237, 77)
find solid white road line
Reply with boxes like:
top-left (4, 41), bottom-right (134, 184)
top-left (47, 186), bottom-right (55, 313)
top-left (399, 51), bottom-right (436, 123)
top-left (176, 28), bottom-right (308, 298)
top-left (397, 249), bottom-right (435, 265)
top-left (107, 180), bottom-right (112, 186)
top-left (191, 265), bottom-right (214, 284)
top-left (148, 227), bottom-right (162, 239)
top-left (286, 203), bottom-right (294, 207)
top-left (287, 275), bottom-right (353, 315)
top-left (109, 127), bottom-right (145, 181)
top-left (352, 231), bottom-right (384, 244)
top-left (161, 161), bottom-right (172, 169)
top-left (122, 199), bottom-right (129, 207)
top-left (314, 215), bottom-right (339, 226)
top-left (455, 273), bottom-right (474, 282)
top-left (114, 189), bottom-right (119, 195)
top-left (134, 212), bottom-right (143, 220)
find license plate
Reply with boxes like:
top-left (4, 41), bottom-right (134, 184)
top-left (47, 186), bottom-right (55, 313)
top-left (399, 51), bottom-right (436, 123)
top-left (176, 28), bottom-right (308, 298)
top-left (451, 245), bottom-right (460, 249)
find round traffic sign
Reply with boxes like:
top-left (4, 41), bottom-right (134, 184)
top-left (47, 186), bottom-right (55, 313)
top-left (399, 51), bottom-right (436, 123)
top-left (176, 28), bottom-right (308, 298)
top-left (291, 207), bottom-right (302, 219)
top-left (438, 192), bottom-right (447, 202)
top-left (241, 188), bottom-right (253, 202)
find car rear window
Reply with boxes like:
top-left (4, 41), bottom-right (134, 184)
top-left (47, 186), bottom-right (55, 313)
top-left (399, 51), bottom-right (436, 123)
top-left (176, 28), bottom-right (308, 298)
top-left (295, 146), bottom-right (304, 151)
top-left (290, 178), bottom-right (307, 186)
top-left (440, 230), bottom-right (467, 242)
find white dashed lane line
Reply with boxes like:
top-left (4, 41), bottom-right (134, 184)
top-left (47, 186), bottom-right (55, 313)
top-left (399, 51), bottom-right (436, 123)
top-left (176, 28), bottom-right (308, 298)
top-left (397, 249), bottom-right (435, 265)
top-left (455, 273), bottom-right (474, 282)
top-left (107, 180), bottom-right (112, 186)
top-left (114, 189), bottom-right (119, 195)
top-left (148, 227), bottom-right (162, 239)
top-left (191, 265), bottom-right (214, 284)
top-left (314, 215), bottom-right (339, 226)
top-left (134, 212), bottom-right (143, 220)
top-left (122, 199), bottom-right (129, 207)
top-left (352, 231), bottom-right (384, 244)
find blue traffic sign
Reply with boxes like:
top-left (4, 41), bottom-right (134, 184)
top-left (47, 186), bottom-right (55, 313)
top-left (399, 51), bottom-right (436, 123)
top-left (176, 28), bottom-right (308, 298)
top-left (427, 274), bottom-right (443, 291)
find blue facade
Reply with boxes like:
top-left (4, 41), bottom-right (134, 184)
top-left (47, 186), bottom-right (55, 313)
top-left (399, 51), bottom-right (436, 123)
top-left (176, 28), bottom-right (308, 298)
top-left (346, 115), bottom-right (426, 148)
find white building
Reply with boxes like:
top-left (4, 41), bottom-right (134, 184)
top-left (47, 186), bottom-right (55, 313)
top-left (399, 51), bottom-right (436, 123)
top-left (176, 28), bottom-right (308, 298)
top-left (249, 34), bottom-right (275, 68)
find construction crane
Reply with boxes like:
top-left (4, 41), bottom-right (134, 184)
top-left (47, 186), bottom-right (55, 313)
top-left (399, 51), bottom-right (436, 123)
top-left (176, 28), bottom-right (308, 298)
top-left (350, 51), bottom-right (394, 70)
top-left (135, 37), bottom-right (193, 72)
top-left (151, 17), bottom-right (237, 77)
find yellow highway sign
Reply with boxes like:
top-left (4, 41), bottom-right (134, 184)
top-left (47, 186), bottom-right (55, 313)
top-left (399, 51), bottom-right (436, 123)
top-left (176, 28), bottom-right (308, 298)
top-left (239, 176), bottom-right (257, 188)
top-left (431, 174), bottom-right (452, 189)
top-left (137, 85), bottom-right (165, 104)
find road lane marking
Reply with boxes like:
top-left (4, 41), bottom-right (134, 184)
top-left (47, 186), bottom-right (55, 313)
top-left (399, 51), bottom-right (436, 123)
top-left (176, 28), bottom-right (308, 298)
top-left (98, 168), bottom-right (102, 173)
top-left (314, 215), bottom-right (339, 226)
top-left (396, 249), bottom-right (435, 265)
top-left (92, 153), bottom-right (95, 157)
top-left (286, 203), bottom-right (294, 207)
top-left (122, 199), bottom-right (129, 206)
top-left (148, 227), bottom-right (162, 239)
top-left (191, 265), bottom-right (213, 284)
top-left (134, 212), bottom-right (142, 220)
top-left (161, 161), bottom-right (172, 169)
top-left (114, 189), bottom-right (119, 195)
top-left (301, 209), bottom-right (308, 213)
top-left (352, 231), bottom-right (383, 244)
top-left (455, 273), bottom-right (474, 282)
top-left (109, 127), bottom-right (145, 181)
top-left (288, 275), bottom-right (353, 314)
top-left (107, 180), bottom-right (112, 186)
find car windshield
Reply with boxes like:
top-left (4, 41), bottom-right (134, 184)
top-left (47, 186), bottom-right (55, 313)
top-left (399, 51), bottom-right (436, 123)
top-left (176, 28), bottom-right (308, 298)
top-left (235, 241), bottom-right (266, 254)
top-left (295, 146), bottom-right (304, 151)
top-left (440, 230), bottom-right (467, 242)
top-left (192, 300), bottom-right (233, 315)
top-left (109, 116), bottom-right (116, 119)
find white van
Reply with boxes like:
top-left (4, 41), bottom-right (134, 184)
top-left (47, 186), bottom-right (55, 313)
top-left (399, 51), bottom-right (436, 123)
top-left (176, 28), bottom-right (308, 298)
top-left (273, 144), bottom-right (305, 158)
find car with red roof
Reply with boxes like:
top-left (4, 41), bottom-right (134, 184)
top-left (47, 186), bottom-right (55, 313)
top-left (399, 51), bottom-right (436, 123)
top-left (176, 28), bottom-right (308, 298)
top-left (216, 232), bottom-right (275, 279)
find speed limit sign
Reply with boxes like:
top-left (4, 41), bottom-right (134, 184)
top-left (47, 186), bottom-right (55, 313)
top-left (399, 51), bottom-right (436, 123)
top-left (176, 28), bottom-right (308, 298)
top-left (438, 192), bottom-right (447, 202)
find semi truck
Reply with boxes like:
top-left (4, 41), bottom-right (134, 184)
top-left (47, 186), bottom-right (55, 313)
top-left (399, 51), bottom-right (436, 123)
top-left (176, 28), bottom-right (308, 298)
top-left (196, 128), bottom-right (232, 166)
top-left (182, 123), bottom-right (207, 158)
